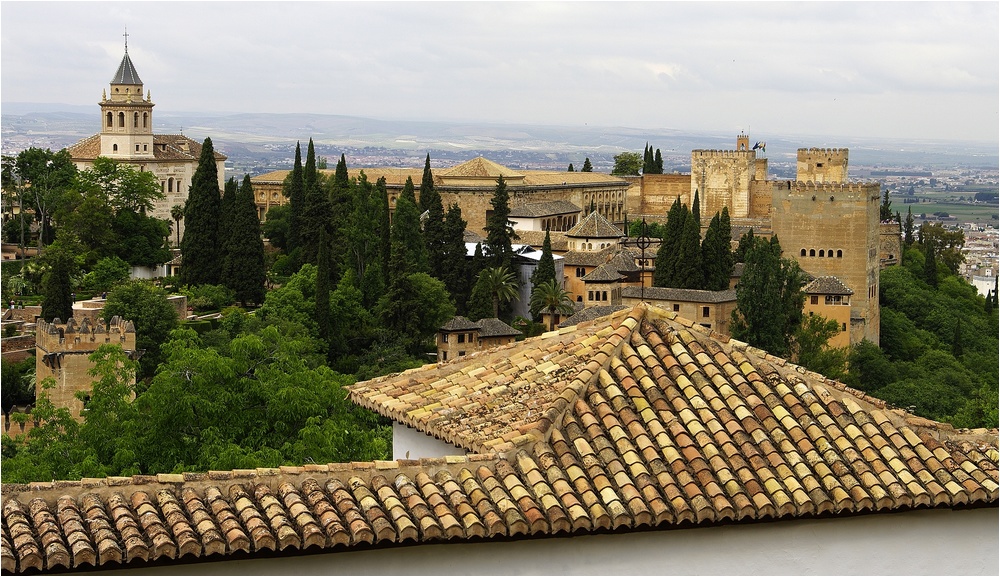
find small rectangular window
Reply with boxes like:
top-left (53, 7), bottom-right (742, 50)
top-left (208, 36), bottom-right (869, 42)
top-left (458, 334), bottom-right (465, 344)
top-left (810, 295), bottom-right (819, 305)
top-left (672, 304), bottom-right (680, 312)
top-left (442, 334), bottom-right (448, 343)
top-left (702, 306), bottom-right (710, 317)
top-left (442, 351), bottom-right (447, 361)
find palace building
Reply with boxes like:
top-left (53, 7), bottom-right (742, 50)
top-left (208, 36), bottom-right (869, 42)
top-left (66, 42), bottom-right (226, 243)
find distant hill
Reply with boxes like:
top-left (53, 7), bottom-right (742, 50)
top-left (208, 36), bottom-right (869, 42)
top-left (3, 104), bottom-right (997, 171)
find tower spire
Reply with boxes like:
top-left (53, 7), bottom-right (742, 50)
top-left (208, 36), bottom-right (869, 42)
top-left (124, 26), bottom-right (129, 53)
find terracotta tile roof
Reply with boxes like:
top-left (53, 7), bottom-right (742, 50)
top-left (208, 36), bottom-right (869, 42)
top-left (439, 157), bottom-right (524, 179)
top-left (67, 134), bottom-right (226, 162)
top-left (582, 263), bottom-right (624, 283)
top-left (508, 230), bottom-right (569, 252)
top-left (253, 168), bottom-right (423, 187)
top-left (566, 211), bottom-right (623, 239)
top-left (2, 304), bottom-right (996, 574)
top-left (558, 305), bottom-right (629, 328)
top-left (561, 245), bottom-right (620, 267)
top-left (509, 201), bottom-right (582, 218)
top-left (475, 318), bottom-right (522, 338)
top-left (441, 316), bottom-right (480, 332)
top-left (620, 286), bottom-right (737, 303)
top-left (804, 276), bottom-right (854, 296)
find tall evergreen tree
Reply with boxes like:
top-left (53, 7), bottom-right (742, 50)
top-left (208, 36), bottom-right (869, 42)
top-left (301, 139), bottom-right (331, 266)
top-left (344, 172), bottom-right (384, 309)
top-left (567, 163), bottom-right (575, 172)
top-left (701, 211), bottom-right (734, 291)
top-left (484, 175), bottom-right (517, 269)
top-left (401, 176), bottom-right (416, 204)
top-left (529, 229), bottom-right (557, 317)
top-left (691, 189), bottom-right (701, 225)
top-left (222, 175), bottom-right (267, 306)
top-left (376, 176), bottom-right (391, 284)
top-left (904, 206), bottom-right (915, 247)
top-left (642, 143), bottom-right (654, 174)
top-left (418, 153), bottom-right (439, 213)
top-left (675, 206), bottom-right (704, 289)
top-left (284, 142), bottom-right (305, 254)
top-left (328, 153), bottom-right (354, 281)
top-left (923, 241), bottom-right (938, 288)
top-left (40, 240), bottom-right (77, 322)
top-left (653, 197), bottom-right (687, 287)
top-left (218, 177), bottom-right (238, 273)
top-left (440, 204), bottom-right (470, 313)
top-left (734, 228), bottom-right (756, 263)
top-left (654, 149), bottom-right (663, 173)
top-left (181, 137), bottom-right (222, 286)
top-left (581, 158), bottom-right (593, 172)
top-left (315, 226), bottom-right (332, 357)
top-left (420, 154), bottom-right (448, 281)
top-left (879, 189), bottom-right (893, 221)
top-left (389, 189), bottom-right (428, 281)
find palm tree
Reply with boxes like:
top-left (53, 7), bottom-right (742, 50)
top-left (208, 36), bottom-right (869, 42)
top-left (170, 204), bottom-right (184, 246)
top-left (479, 265), bottom-right (519, 318)
top-left (530, 279), bottom-right (575, 331)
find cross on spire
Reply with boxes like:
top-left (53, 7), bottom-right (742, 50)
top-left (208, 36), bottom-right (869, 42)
top-left (124, 26), bottom-right (129, 53)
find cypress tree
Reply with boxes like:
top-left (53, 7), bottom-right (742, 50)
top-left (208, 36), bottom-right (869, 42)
top-left (692, 189), bottom-right (701, 225)
top-left (218, 177), bottom-right (238, 273)
top-left (328, 153), bottom-right (352, 280)
top-left (923, 242), bottom-right (938, 288)
top-left (734, 228), bottom-right (756, 263)
top-left (994, 277), bottom-right (999, 307)
top-left (654, 149), bottom-right (663, 173)
top-left (653, 197), bottom-right (686, 287)
top-left (529, 229), bottom-right (557, 317)
top-left (440, 204), bottom-right (470, 313)
top-left (222, 175), bottom-right (267, 306)
top-left (344, 171), bottom-right (384, 309)
top-left (701, 212), bottom-right (733, 291)
top-left (420, 154), bottom-right (447, 281)
top-left (642, 143), bottom-right (653, 174)
top-left (581, 158), bottom-right (593, 172)
top-left (418, 153), bottom-right (439, 213)
top-left (567, 163), bottom-right (575, 172)
top-left (315, 226), bottom-right (332, 353)
top-left (904, 207), bottom-right (915, 247)
top-left (484, 175), bottom-right (516, 269)
top-left (675, 207), bottom-right (704, 289)
top-left (285, 142), bottom-right (304, 253)
top-left (389, 190), bottom-right (428, 281)
top-left (376, 176), bottom-right (391, 282)
top-left (731, 234), bottom-right (805, 357)
top-left (40, 241), bottom-right (76, 322)
top-left (181, 137), bottom-right (221, 286)
top-left (985, 291), bottom-right (993, 315)
top-left (401, 176), bottom-right (416, 204)
top-left (301, 139), bottom-right (331, 266)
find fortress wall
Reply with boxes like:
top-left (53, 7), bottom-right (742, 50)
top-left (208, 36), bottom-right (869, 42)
top-left (635, 174), bottom-right (690, 219)
top-left (797, 148), bottom-right (849, 184)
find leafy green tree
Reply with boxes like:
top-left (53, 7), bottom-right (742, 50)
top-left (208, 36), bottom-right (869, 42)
top-left (284, 142), bottom-right (305, 254)
top-left (731, 235), bottom-right (806, 357)
top-left (13, 147), bottom-right (78, 248)
top-left (378, 271), bottom-right (455, 356)
top-left (792, 314), bottom-right (848, 380)
top-left (530, 279), bottom-right (574, 331)
top-left (222, 175), bottom-right (267, 306)
top-left (484, 175), bottom-right (517, 269)
top-left (344, 172), bottom-right (385, 309)
top-left (919, 222), bottom-right (965, 274)
top-left (734, 228), bottom-right (755, 263)
top-left (56, 190), bottom-right (115, 266)
top-left (75, 156), bottom-right (163, 214)
top-left (101, 280), bottom-right (179, 380)
top-left (315, 226), bottom-right (332, 358)
top-left (581, 158), bottom-right (593, 172)
top-left (611, 151), bottom-right (641, 176)
top-left (262, 205), bottom-right (290, 251)
top-left (181, 137), bottom-right (222, 286)
top-left (111, 209), bottom-right (171, 268)
top-left (40, 239), bottom-right (79, 322)
top-left (1, 355), bottom-right (35, 413)
top-left (82, 256), bottom-right (130, 294)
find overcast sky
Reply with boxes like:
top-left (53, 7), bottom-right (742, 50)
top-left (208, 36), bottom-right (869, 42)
top-left (2, 1), bottom-right (997, 143)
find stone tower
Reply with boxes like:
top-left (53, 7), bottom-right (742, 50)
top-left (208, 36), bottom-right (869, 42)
top-left (796, 148), bottom-right (849, 184)
top-left (99, 36), bottom-right (155, 161)
top-left (35, 317), bottom-right (138, 421)
top-left (689, 134), bottom-right (769, 221)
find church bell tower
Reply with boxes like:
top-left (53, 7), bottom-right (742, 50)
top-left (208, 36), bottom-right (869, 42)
top-left (99, 30), bottom-right (154, 160)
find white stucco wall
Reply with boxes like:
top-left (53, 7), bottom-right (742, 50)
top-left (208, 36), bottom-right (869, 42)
top-left (392, 422), bottom-right (468, 460)
top-left (100, 506), bottom-right (998, 575)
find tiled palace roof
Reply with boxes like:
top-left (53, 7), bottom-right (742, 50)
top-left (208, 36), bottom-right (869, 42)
top-left (2, 304), bottom-right (996, 573)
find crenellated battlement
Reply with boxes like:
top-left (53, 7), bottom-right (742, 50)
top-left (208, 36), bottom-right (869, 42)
top-left (791, 181), bottom-right (879, 194)
top-left (797, 147), bottom-right (849, 156)
top-left (35, 316), bottom-right (136, 353)
top-left (691, 150), bottom-right (756, 159)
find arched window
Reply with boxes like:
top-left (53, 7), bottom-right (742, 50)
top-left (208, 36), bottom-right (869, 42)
top-left (809, 249), bottom-right (815, 257)
top-left (106, 112), bottom-right (113, 127)
top-left (819, 250), bottom-right (825, 257)
top-left (112, 144), bottom-right (118, 152)
top-left (800, 249), bottom-right (807, 257)
top-left (118, 112), bottom-right (125, 127)
top-left (168, 177), bottom-right (174, 193)
top-left (133, 112), bottom-right (139, 128)
top-left (142, 112), bottom-right (148, 128)
top-left (837, 249), bottom-right (843, 258)
top-left (827, 249), bottom-right (834, 258)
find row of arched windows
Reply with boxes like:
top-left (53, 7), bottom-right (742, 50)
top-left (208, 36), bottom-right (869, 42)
top-left (800, 248), bottom-right (843, 258)
top-left (106, 111), bottom-right (148, 129)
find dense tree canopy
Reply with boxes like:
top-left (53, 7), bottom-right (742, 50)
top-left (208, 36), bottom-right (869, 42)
top-left (181, 138), bottom-right (222, 286)
top-left (101, 280), bottom-right (179, 380)
top-left (611, 151), bottom-right (641, 176)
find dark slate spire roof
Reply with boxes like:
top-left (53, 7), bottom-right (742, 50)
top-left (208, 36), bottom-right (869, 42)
top-left (111, 52), bottom-right (142, 85)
